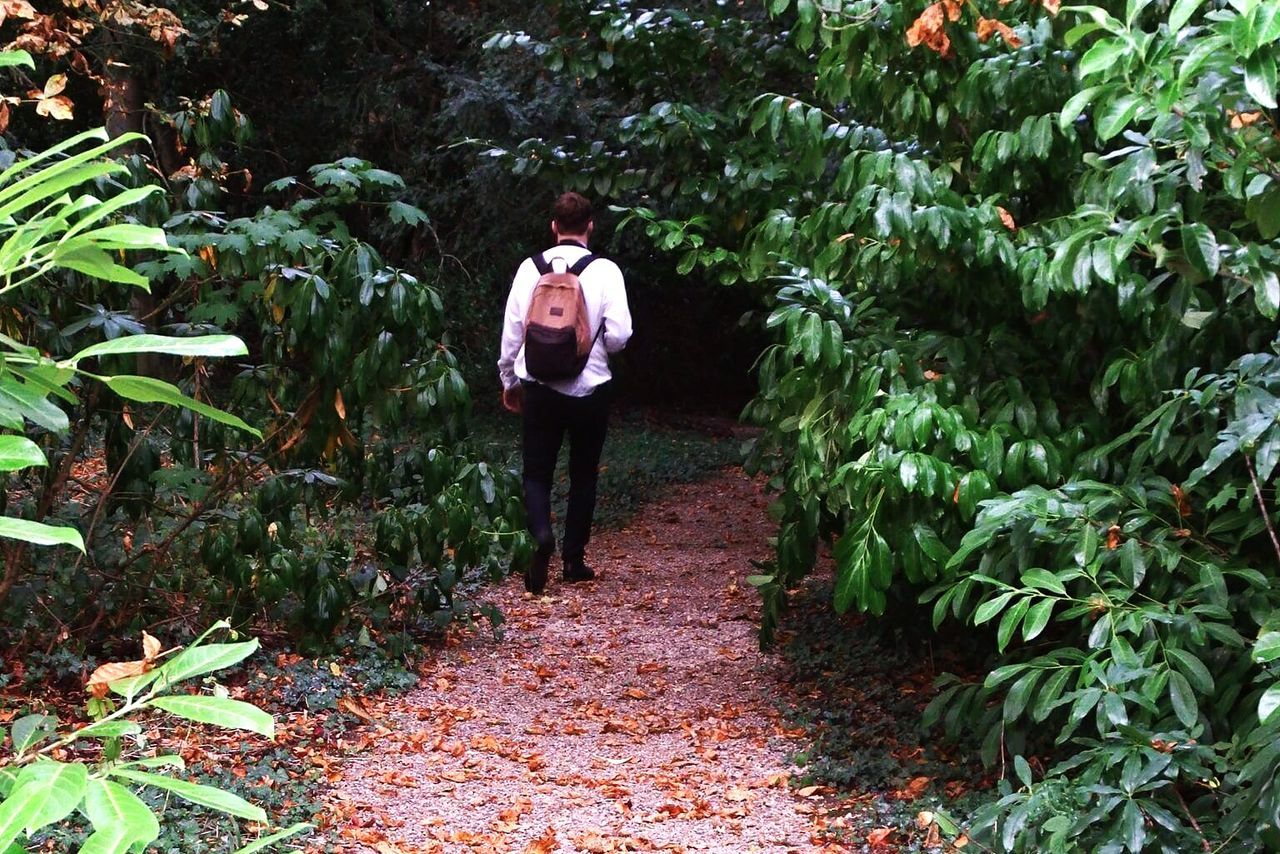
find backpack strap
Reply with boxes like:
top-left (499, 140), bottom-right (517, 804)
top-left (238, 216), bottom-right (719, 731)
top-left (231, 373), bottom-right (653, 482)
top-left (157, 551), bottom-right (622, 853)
top-left (532, 253), bottom-right (553, 276)
top-left (569, 254), bottom-right (598, 277)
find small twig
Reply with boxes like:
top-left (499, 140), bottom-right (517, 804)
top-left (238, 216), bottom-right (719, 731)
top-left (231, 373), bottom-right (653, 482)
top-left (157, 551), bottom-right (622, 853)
top-left (1245, 456), bottom-right (1280, 570)
top-left (1174, 786), bottom-right (1211, 853)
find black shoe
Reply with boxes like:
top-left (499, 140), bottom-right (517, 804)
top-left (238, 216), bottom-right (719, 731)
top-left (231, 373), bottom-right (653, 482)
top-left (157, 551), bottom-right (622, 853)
top-left (525, 550), bottom-right (550, 594)
top-left (562, 560), bottom-right (596, 583)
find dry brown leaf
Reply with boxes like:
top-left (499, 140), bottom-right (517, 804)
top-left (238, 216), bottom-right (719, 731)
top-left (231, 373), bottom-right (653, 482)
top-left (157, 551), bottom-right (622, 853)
top-left (1, 1), bottom-right (37, 21)
top-left (338, 696), bottom-right (377, 723)
top-left (897, 775), bottom-right (931, 800)
top-left (905, 3), bottom-right (953, 58)
top-left (868, 827), bottom-right (895, 847)
top-left (977, 17), bottom-right (1023, 48)
top-left (35, 95), bottom-right (73, 121)
top-left (1230, 110), bottom-right (1263, 129)
top-left (996, 206), bottom-right (1017, 232)
top-left (86, 660), bottom-right (150, 698)
top-left (525, 827), bottom-right (557, 854)
top-left (142, 631), bottom-right (162, 662)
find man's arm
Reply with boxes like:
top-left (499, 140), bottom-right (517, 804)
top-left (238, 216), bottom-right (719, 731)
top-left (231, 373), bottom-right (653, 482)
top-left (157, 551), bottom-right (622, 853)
top-left (599, 261), bottom-right (632, 354)
top-left (497, 259), bottom-right (534, 389)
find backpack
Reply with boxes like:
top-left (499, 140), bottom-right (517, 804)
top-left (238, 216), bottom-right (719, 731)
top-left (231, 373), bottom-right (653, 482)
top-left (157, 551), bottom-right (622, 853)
top-left (523, 252), bottom-right (601, 381)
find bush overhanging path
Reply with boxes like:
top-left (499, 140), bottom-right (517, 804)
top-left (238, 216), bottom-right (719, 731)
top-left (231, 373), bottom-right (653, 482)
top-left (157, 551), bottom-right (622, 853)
top-left (327, 469), bottom-right (820, 852)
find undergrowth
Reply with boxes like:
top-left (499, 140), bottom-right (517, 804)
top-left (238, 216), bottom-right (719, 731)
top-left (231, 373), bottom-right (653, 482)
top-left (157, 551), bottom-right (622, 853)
top-left (778, 576), bottom-right (990, 850)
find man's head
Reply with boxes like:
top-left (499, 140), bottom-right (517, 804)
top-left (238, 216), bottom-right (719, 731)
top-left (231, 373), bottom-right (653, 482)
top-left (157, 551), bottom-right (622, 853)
top-left (551, 192), bottom-right (593, 242)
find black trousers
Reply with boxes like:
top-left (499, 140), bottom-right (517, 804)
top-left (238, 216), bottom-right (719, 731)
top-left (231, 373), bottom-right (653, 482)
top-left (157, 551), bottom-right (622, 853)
top-left (521, 380), bottom-right (611, 565)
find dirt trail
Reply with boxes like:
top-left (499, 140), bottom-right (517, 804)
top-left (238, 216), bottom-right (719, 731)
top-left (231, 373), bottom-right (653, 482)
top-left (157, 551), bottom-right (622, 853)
top-left (328, 469), bottom-right (822, 853)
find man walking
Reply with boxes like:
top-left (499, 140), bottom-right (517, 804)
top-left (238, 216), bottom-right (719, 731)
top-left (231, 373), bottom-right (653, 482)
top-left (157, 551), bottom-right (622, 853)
top-left (498, 192), bottom-right (633, 594)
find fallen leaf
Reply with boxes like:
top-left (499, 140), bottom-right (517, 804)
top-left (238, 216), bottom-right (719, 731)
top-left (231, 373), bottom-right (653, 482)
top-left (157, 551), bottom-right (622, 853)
top-left (868, 827), bottom-right (895, 847)
top-left (525, 827), bottom-right (557, 854)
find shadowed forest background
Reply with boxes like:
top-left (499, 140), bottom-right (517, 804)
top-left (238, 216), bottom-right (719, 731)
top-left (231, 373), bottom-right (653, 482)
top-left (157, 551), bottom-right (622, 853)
top-left (1, 0), bottom-right (1279, 850)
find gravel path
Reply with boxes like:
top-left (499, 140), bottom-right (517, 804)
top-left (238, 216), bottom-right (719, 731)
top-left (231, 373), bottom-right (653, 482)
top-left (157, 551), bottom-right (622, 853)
top-left (326, 469), bottom-right (823, 853)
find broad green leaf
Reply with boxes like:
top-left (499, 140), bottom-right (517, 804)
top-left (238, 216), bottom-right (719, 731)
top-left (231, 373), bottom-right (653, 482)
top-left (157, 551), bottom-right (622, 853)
top-left (1096, 95), bottom-right (1142, 141)
top-left (119, 755), bottom-right (184, 771)
top-left (148, 695), bottom-right (274, 738)
top-left (1020, 568), bottom-right (1067, 595)
top-left (67, 334), bottom-right (249, 365)
top-left (1078, 38), bottom-right (1128, 79)
top-left (59, 223), bottom-right (171, 253)
top-left (1167, 648), bottom-right (1214, 693)
top-left (0, 781), bottom-right (44, 849)
top-left (1255, 270), bottom-right (1280, 318)
top-left (79, 827), bottom-right (140, 854)
top-left (81, 779), bottom-right (158, 850)
top-left (1245, 51), bottom-right (1278, 109)
top-left (1259, 2), bottom-right (1280, 44)
top-left (108, 669), bottom-right (161, 701)
top-left (0, 518), bottom-right (84, 551)
top-left (51, 245), bottom-right (150, 289)
top-left (102, 375), bottom-right (260, 437)
top-left (998, 597), bottom-right (1031, 652)
top-left (0, 51), bottom-right (33, 70)
top-left (0, 375), bottom-right (68, 432)
top-left (231, 823), bottom-right (312, 854)
top-left (0, 436), bottom-right (46, 472)
top-left (1168, 670), bottom-right (1198, 728)
top-left (1253, 631), bottom-right (1280, 662)
top-left (1260, 683), bottom-right (1280, 725)
top-left (109, 769), bottom-right (266, 822)
top-left (1181, 223), bottom-right (1219, 278)
top-left (9, 715), bottom-right (56, 754)
top-left (76, 721), bottom-right (141, 739)
top-left (13, 760), bottom-right (88, 834)
top-left (975, 591), bottom-right (1017, 625)
top-left (156, 639), bottom-right (259, 686)
top-left (1168, 0), bottom-right (1204, 31)
top-left (1022, 600), bottom-right (1056, 641)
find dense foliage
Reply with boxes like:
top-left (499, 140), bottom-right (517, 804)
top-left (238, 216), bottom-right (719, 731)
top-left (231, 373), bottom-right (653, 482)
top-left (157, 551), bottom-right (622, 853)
top-left (4, 0), bottom-right (1280, 848)
top-left (0, 35), bottom-right (528, 651)
top-left (0, 623), bottom-right (306, 852)
top-left (487, 0), bottom-right (1280, 848)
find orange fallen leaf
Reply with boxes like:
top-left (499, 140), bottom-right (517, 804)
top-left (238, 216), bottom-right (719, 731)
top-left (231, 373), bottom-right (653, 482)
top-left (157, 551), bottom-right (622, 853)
top-left (525, 826), bottom-right (557, 853)
top-left (868, 827), bottom-right (895, 847)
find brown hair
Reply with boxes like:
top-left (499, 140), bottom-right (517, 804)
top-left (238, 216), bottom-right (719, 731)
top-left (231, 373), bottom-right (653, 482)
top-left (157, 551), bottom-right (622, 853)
top-left (552, 192), bottom-right (593, 234)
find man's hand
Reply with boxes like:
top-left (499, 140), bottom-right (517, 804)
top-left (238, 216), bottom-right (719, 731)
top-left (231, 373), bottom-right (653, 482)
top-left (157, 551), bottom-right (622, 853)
top-left (502, 385), bottom-right (524, 414)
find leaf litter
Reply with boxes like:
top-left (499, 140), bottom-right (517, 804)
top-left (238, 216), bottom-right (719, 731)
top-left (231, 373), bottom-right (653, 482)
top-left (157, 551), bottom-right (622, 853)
top-left (324, 470), bottom-right (839, 852)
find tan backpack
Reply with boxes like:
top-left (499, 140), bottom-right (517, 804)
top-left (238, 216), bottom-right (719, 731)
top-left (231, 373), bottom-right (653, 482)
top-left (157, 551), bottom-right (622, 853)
top-left (524, 252), bottom-right (601, 381)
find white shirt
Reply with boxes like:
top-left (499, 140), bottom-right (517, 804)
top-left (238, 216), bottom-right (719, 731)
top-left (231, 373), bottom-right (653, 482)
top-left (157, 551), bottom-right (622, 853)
top-left (498, 243), bottom-right (632, 397)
